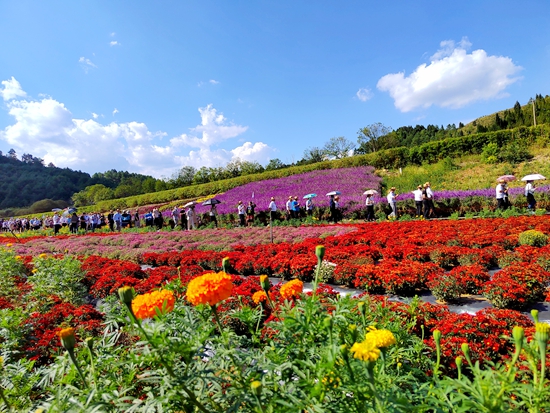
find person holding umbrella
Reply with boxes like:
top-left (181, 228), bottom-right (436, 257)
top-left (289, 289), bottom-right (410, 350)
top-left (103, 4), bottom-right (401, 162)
top-left (525, 180), bottom-right (536, 210)
top-left (495, 179), bottom-right (509, 210)
top-left (210, 204), bottom-right (218, 227)
top-left (521, 174), bottom-right (546, 211)
top-left (305, 196), bottom-right (314, 216)
top-left (365, 193), bottom-right (375, 221)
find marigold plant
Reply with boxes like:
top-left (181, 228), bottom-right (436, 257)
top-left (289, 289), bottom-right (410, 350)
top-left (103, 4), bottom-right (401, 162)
top-left (131, 289), bottom-right (176, 319)
top-left (186, 272), bottom-right (233, 306)
top-left (252, 290), bottom-right (267, 305)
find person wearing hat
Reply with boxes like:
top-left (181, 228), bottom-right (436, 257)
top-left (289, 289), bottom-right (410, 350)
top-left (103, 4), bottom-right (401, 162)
top-left (387, 187), bottom-right (397, 219)
top-left (268, 197), bottom-right (277, 222)
top-left (496, 179), bottom-right (508, 210)
top-left (238, 201), bottom-right (246, 226)
top-left (292, 196), bottom-right (301, 220)
top-left (286, 196), bottom-right (293, 220)
top-left (246, 200), bottom-right (256, 226)
top-left (365, 193), bottom-right (375, 222)
top-left (422, 183), bottom-right (434, 219)
top-left (412, 185), bottom-right (423, 218)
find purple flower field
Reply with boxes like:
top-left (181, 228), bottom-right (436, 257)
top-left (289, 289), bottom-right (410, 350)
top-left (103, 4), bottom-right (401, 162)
top-left (195, 166), bottom-right (382, 215)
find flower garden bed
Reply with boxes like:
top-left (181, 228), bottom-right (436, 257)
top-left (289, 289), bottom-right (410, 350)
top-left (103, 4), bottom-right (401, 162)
top-left (0, 215), bottom-right (549, 411)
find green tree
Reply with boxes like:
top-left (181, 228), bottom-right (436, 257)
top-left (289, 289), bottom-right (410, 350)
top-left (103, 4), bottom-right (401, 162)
top-left (323, 136), bottom-right (355, 159)
top-left (356, 123), bottom-right (392, 153)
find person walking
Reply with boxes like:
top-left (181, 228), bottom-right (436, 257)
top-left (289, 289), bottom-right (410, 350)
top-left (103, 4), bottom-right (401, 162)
top-left (305, 197), bottom-right (314, 217)
top-left (525, 180), bottom-right (536, 211)
top-left (171, 206), bottom-right (180, 228)
top-left (186, 206), bottom-right (196, 230)
top-left (293, 196), bottom-right (301, 220)
top-left (413, 185), bottom-right (423, 218)
top-left (133, 210), bottom-right (141, 228)
top-left (365, 193), bottom-right (375, 222)
top-left (180, 207), bottom-right (187, 230)
top-left (387, 187), bottom-right (398, 219)
top-left (496, 179), bottom-right (508, 210)
top-left (209, 204), bottom-right (218, 228)
top-left (246, 201), bottom-right (256, 226)
top-left (269, 197), bottom-right (277, 222)
top-left (107, 210), bottom-right (115, 232)
top-left (329, 195), bottom-right (336, 223)
top-left (286, 196), bottom-right (293, 220)
top-left (422, 184), bottom-right (432, 219)
top-left (238, 201), bottom-right (246, 227)
top-left (425, 182), bottom-right (436, 218)
top-left (52, 212), bottom-right (61, 235)
top-left (113, 209), bottom-right (122, 231)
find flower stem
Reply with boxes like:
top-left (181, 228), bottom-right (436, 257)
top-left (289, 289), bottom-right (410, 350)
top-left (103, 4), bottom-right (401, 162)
top-left (67, 349), bottom-right (88, 389)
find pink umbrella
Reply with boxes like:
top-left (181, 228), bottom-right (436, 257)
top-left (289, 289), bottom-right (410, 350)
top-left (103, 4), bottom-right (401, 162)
top-left (497, 175), bottom-right (516, 182)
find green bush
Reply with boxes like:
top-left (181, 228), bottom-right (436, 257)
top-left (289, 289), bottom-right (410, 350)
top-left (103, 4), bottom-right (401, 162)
top-left (518, 229), bottom-right (548, 247)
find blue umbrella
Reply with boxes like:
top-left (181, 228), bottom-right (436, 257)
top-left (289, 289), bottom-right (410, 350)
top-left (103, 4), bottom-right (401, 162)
top-left (303, 193), bottom-right (317, 199)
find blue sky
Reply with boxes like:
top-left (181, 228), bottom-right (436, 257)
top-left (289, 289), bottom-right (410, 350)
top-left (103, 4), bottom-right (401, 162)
top-left (1, 1), bottom-right (549, 178)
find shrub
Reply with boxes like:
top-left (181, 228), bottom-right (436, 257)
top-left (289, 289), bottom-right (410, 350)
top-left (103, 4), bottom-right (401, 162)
top-left (426, 273), bottom-right (464, 302)
top-left (518, 229), bottom-right (548, 247)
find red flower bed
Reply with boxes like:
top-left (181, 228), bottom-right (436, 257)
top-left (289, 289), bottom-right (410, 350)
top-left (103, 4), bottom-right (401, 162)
top-left (425, 308), bottom-right (533, 372)
top-left (23, 300), bottom-right (104, 366)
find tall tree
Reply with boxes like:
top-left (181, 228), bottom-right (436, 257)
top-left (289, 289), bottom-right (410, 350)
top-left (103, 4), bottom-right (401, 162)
top-left (323, 136), bottom-right (355, 159)
top-left (356, 123), bottom-right (392, 154)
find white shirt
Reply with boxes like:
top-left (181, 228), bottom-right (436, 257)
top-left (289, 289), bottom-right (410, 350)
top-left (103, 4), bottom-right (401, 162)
top-left (525, 183), bottom-right (534, 196)
top-left (496, 184), bottom-right (505, 199)
top-left (413, 189), bottom-right (423, 202)
top-left (387, 192), bottom-right (396, 204)
top-left (306, 199), bottom-right (313, 210)
top-left (269, 201), bottom-right (277, 211)
top-left (365, 196), bottom-right (374, 206)
top-left (426, 187), bottom-right (434, 199)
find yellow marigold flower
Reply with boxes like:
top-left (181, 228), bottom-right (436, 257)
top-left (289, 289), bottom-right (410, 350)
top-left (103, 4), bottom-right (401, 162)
top-left (6, 243), bottom-right (12, 247)
top-left (39, 253), bottom-right (48, 258)
top-left (364, 329), bottom-right (396, 348)
top-left (57, 327), bottom-right (76, 350)
top-left (252, 290), bottom-right (267, 304)
top-left (132, 290), bottom-right (176, 319)
top-left (350, 340), bottom-right (380, 362)
top-left (32, 269), bottom-right (38, 274)
top-left (186, 272), bottom-right (233, 306)
top-left (280, 279), bottom-right (303, 300)
top-left (15, 255), bottom-right (22, 260)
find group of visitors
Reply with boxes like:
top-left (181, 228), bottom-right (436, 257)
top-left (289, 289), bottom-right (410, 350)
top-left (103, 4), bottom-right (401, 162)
top-left (378, 182), bottom-right (436, 221)
top-left (496, 178), bottom-right (538, 211)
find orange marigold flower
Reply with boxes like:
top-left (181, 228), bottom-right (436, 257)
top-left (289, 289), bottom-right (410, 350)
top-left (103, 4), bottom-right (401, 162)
top-left (280, 279), bottom-right (303, 300)
top-left (57, 327), bottom-right (76, 350)
top-left (132, 290), bottom-right (176, 319)
top-left (252, 290), bottom-right (267, 304)
top-left (186, 272), bottom-right (233, 306)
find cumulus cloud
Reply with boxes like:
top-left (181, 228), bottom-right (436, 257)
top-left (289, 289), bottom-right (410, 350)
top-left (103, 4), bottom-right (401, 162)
top-left (112, 108), bottom-right (119, 115)
top-left (377, 38), bottom-right (522, 112)
top-left (79, 57), bottom-right (97, 73)
top-left (209, 79), bottom-right (220, 85)
top-left (109, 41), bottom-right (120, 46)
top-left (0, 78), bottom-right (274, 178)
top-left (356, 88), bottom-right (373, 102)
top-left (0, 77), bottom-right (27, 101)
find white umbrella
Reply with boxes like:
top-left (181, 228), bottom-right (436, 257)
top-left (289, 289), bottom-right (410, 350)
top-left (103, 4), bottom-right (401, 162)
top-left (326, 191), bottom-right (341, 196)
top-left (363, 189), bottom-right (378, 195)
top-left (521, 174), bottom-right (546, 181)
top-left (184, 201), bottom-right (197, 208)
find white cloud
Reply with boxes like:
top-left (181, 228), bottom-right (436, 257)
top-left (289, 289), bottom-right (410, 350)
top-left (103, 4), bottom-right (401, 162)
top-left (209, 79), bottom-right (220, 85)
top-left (0, 78), bottom-right (274, 178)
top-left (110, 32), bottom-right (116, 37)
top-left (79, 57), bottom-right (97, 73)
top-left (0, 77), bottom-right (27, 101)
top-left (171, 104), bottom-right (248, 149)
top-left (109, 41), bottom-right (120, 46)
top-left (112, 108), bottom-right (119, 115)
top-left (356, 88), bottom-right (373, 102)
top-left (377, 38), bottom-right (522, 112)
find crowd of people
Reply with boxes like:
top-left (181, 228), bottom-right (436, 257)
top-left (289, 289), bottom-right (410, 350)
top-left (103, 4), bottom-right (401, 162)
top-left (2, 177), bottom-right (543, 236)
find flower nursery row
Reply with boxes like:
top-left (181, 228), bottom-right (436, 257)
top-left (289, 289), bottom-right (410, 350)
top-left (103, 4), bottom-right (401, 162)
top-left (0, 242), bottom-right (549, 411)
